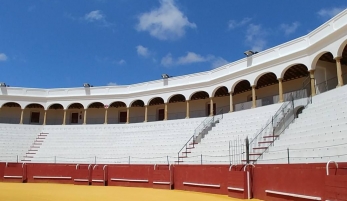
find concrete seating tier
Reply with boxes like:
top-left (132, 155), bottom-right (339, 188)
top-left (258, 85), bottom-right (347, 164)
top-left (0, 125), bottom-right (43, 162)
top-left (29, 117), bottom-right (205, 164)
top-left (183, 103), bottom-right (282, 164)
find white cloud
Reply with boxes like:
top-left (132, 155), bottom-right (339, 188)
top-left (136, 45), bottom-right (151, 57)
top-left (317, 7), bottom-right (345, 19)
top-left (280, 22), bottom-right (300, 36)
top-left (228, 17), bottom-right (252, 29)
top-left (161, 52), bottom-right (228, 68)
top-left (107, 82), bottom-right (117, 86)
top-left (84, 10), bottom-right (105, 22)
top-left (211, 57), bottom-right (228, 69)
top-left (136, 0), bottom-right (196, 40)
top-left (161, 53), bottom-right (174, 67)
top-left (245, 24), bottom-right (267, 52)
top-left (0, 53), bottom-right (8, 61)
top-left (81, 10), bottom-right (113, 27)
top-left (118, 59), bottom-right (126, 65)
top-left (177, 52), bottom-right (209, 65)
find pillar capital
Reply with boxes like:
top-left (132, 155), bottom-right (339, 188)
top-left (334, 56), bottom-right (342, 61)
top-left (278, 78), bottom-right (283, 81)
top-left (251, 85), bottom-right (256, 89)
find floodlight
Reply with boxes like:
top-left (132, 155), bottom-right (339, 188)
top-left (244, 50), bottom-right (255, 57)
top-left (161, 74), bottom-right (170, 79)
top-left (83, 83), bottom-right (91, 87)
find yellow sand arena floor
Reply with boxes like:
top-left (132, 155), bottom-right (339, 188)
top-left (0, 183), bottom-right (257, 201)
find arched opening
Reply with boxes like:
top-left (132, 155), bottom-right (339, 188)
top-left (148, 97), bottom-right (165, 122)
top-left (168, 94), bottom-right (186, 120)
top-left (213, 86), bottom-right (230, 113)
top-left (255, 73), bottom-right (278, 106)
top-left (313, 52), bottom-right (338, 94)
top-left (189, 91), bottom-right (210, 118)
top-left (109, 101), bottom-right (127, 124)
top-left (47, 103), bottom-right (64, 125)
top-left (24, 103), bottom-right (45, 125)
top-left (232, 80), bottom-right (252, 111)
top-left (0, 102), bottom-right (21, 124)
top-left (67, 103), bottom-right (84, 125)
top-left (129, 100), bottom-right (145, 123)
top-left (282, 64), bottom-right (309, 100)
top-left (87, 102), bottom-right (104, 124)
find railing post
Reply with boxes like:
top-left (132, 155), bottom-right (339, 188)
top-left (17, 155), bottom-right (18, 163)
top-left (287, 148), bottom-right (290, 164)
top-left (128, 156), bottom-right (130, 164)
top-left (245, 137), bottom-right (250, 164)
top-left (228, 141), bottom-right (231, 165)
top-left (177, 153), bottom-right (179, 165)
top-left (95, 156), bottom-right (96, 164)
top-left (200, 154), bottom-right (202, 165)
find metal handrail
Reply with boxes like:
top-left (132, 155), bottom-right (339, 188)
top-left (177, 109), bottom-right (223, 164)
top-left (249, 100), bottom-right (291, 145)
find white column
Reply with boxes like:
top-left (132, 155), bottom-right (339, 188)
top-left (229, 92), bottom-right (233, 113)
top-left (20, 109), bottom-right (24, 124)
top-left (126, 107), bottom-right (130, 124)
top-left (43, 110), bottom-right (47, 125)
top-left (164, 103), bottom-right (168, 120)
top-left (251, 85), bottom-right (256, 108)
top-left (62, 110), bottom-right (67, 125)
top-left (186, 101), bottom-right (190, 119)
top-left (309, 70), bottom-right (316, 96)
top-left (278, 78), bottom-right (284, 103)
top-left (209, 98), bottom-right (213, 116)
top-left (83, 109), bottom-right (87, 125)
top-left (104, 108), bottom-right (108, 124)
top-left (335, 57), bottom-right (344, 87)
top-left (144, 105), bottom-right (148, 122)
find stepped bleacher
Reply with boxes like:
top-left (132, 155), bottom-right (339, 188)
top-left (0, 125), bottom-right (43, 162)
top-left (0, 86), bottom-right (346, 165)
top-left (28, 117), bottom-right (205, 164)
top-left (182, 104), bottom-right (282, 164)
top-left (258, 85), bottom-right (347, 164)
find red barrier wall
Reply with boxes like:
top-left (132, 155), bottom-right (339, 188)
top-left (325, 175), bottom-right (347, 200)
top-left (26, 163), bottom-right (75, 184)
top-left (108, 165), bottom-right (153, 188)
top-left (173, 165), bottom-right (229, 195)
top-left (74, 164), bottom-right (91, 185)
top-left (0, 163), bottom-right (5, 181)
top-left (227, 170), bottom-right (247, 199)
top-left (153, 165), bottom-right (172, 189)
top-left (3, 163), bottom-right (25, 183)
top-left (0, 162), bottom-right (346, 201)
top-left (91, 165), bottom-right (107, 186)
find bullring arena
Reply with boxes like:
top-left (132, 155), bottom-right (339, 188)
top-left (1, 8), bottom-right (347, 201)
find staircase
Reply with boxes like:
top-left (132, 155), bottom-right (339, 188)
top-left (245, 93), bottom-right (311, 163)
top-left (176, 112), bottom-right (223, 164)
top-left (22, 132), bottom-right (49, 162)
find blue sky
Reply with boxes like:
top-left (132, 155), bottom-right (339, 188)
top-left (0, 0), bottom-right (346, 88)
